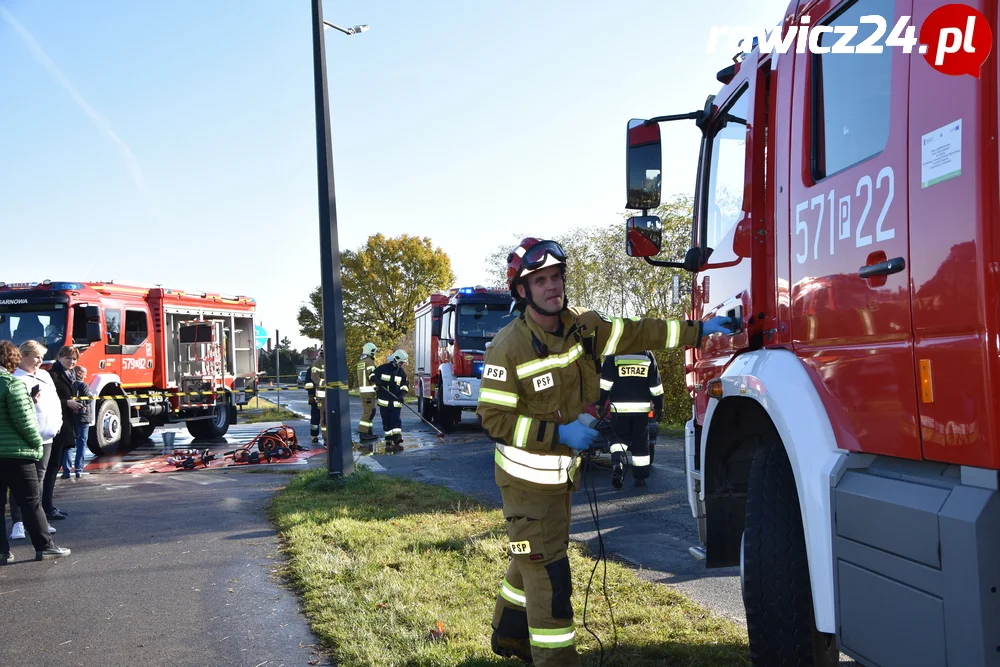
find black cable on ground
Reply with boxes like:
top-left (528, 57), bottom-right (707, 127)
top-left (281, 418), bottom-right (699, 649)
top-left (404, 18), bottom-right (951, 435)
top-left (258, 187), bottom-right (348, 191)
top-left (578, 417), bottom-right (622, 667)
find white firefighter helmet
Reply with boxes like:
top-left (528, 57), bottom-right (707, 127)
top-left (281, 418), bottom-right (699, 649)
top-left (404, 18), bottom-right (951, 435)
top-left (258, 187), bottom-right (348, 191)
top-left (391, 349), bottom-right (408, 364)
top-left (362, 342), bottom-right (377, 357)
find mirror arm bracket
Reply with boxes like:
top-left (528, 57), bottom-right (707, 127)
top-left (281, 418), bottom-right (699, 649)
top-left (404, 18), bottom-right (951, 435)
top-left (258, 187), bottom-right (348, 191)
top-left (645, 110), bottom-right (704, 125)
top-left (643, 256), bottom-right (687, 269)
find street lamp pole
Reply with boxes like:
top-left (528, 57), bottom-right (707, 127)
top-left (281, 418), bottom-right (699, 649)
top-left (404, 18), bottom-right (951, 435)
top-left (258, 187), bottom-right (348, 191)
top-left (311, 0), bottom-right (353, 478)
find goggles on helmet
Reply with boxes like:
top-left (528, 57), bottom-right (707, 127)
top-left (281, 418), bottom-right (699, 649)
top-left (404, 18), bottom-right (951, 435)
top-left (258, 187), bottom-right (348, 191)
top-left (518, 240), bottom-right (567, 272)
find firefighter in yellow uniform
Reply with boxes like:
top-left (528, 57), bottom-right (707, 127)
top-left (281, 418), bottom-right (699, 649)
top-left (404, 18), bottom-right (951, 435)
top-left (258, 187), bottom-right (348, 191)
top-left (357, 342), bottom-right (379, 448)
top-left (310, 349), bottom-right (326, 444)
top-left (477, 238), bottom-right (738, 665)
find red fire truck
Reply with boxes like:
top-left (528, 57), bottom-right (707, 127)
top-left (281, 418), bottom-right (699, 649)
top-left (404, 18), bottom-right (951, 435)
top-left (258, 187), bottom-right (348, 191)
top-left (0, 280), bottom-right (258, 456)
top-left (621, 1), bottom-right (999, 665)
top-left (413, 286), bottom-right (515, 431)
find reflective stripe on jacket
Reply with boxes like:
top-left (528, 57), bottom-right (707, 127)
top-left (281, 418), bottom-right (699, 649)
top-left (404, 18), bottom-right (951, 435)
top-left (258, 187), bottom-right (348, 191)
top-left (357, 356), bottom-right (376, 390)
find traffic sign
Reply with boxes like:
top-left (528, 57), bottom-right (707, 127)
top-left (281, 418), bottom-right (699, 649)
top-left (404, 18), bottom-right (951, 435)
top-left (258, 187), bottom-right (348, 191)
top-left (254, 325), bottom-right (269, 350)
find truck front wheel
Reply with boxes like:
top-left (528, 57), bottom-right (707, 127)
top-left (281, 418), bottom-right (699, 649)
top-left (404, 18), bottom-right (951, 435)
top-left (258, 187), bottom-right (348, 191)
top-left (88, 397), bottom-right (132, 457)
top-left (186, 394), bottom-right (233, 440)
top-left (741, 442), bottom-right (838, 667)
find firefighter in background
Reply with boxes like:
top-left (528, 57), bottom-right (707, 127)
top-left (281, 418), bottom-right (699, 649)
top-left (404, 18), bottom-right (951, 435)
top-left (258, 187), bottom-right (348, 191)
top-left (309, 348), bottom-right (326, 444)
top-left (373, 350), bottom-right (408, 454)
top-left (357, 342), bottom-right (379, 448)
top-left (598, 350), bottom-right (663, 488)
top-left (476, 237), bottom-right (737, 665)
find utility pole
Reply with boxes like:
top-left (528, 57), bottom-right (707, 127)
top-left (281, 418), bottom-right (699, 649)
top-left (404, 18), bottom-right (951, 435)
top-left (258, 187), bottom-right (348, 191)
top-left (311, 0), bottom-right (354, 478)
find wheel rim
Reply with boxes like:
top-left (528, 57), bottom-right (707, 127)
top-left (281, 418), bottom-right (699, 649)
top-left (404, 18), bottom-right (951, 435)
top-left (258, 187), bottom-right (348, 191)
top-left (102, 405), bottom-right (120, 443)
top-left (212, 399), bottom-right (228, 429)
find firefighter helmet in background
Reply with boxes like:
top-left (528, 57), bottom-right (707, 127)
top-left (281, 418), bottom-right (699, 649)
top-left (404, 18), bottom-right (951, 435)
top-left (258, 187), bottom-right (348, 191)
top-left (362, 342), bottom-right (377, 357)
top-left (506, 237), bottom-right (569, 311)
top-left (391, 349), bottom-right (409, 364)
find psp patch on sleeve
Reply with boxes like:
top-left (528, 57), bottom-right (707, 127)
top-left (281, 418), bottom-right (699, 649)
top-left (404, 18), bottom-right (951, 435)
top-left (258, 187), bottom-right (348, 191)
top-left (483, 364), bottom-right (507, 382)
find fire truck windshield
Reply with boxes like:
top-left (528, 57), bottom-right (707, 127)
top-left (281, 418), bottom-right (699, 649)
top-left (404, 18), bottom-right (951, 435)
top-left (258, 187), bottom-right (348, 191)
top-left (0, 303), bottom-right (68, 361)
top-left (457, 303), bottom-right (515, 341)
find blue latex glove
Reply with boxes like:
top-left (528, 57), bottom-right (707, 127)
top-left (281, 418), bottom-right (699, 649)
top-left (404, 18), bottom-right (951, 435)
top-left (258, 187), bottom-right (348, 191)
top-left (702, 316), bottom-right (740, 336)
top-left (559, 419), bottom-right (599, 451)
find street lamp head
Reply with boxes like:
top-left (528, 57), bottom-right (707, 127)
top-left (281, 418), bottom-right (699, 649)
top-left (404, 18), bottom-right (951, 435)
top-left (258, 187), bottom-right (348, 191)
top-left (322, 20), bottom-right (370, 35)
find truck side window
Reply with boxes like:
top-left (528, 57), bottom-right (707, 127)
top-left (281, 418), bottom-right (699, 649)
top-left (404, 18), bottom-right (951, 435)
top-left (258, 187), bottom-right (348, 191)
top-left (704, 84), bottom-right (750, 250)
top-left (124, 310), bottom-right (148, 346)
top-left (105, 309), bottom-right (122, 345)
top-left (810, 0), bottom-right (893, 179)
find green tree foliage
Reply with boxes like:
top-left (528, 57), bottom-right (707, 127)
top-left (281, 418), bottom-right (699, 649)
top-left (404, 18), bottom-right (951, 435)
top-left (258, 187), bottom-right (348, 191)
top-left (297, 233), bottom-right (455, 387)
top-left (482, 195), bottom-right (698, 424)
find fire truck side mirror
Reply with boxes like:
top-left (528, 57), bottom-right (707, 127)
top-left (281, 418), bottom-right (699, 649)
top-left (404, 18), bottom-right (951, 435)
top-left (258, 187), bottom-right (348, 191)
top-left (431, 306), bottom-right (443, 339)
top-left (731, 217), bottom-right (753, 258)
top-left (626, 118), bottom-right (662, 210)
top-left (625, 216), bottom-right (662, 257)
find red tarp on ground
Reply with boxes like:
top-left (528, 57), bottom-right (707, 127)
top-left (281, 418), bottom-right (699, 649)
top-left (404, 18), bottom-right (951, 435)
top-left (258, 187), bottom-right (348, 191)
top-left (83, 447), bottom-right (326, 475)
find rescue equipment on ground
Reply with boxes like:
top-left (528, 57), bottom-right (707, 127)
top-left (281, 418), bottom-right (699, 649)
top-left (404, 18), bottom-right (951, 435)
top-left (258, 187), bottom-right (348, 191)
top-left (166, 448), bottom-right (217, 469)
top-left (226, 425), bottom-right (302, 465)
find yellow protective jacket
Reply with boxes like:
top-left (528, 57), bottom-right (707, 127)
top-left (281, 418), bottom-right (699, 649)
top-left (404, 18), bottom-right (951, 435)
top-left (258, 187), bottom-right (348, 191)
top-left (356, 355), bottom-right (376, 392)
top-left (310, 360), bottom-right (326, 399)
top-left (476, 306), bottom-right (703, 495)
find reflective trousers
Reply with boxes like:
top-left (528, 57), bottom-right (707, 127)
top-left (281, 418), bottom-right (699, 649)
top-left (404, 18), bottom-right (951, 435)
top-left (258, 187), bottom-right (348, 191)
top-left (358, 388), bottom-right (377, 437)
top-left (316, 397), bottom-right (327, 442)
top-left (609, 412), bottom-right (651, 480)
top-left (492, 483), bottom-right (580, 667)
top-left (379, 405), bottom-right (401, 443)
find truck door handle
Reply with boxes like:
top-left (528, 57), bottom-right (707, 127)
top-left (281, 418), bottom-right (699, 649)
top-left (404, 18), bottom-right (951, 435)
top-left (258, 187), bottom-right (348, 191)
top-left (859, 257), bottom-right (905, 279)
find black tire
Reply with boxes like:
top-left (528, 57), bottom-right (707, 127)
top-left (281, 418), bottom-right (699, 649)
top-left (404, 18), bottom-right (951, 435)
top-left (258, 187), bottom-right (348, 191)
top-left (88, 397), bottom-right (132, 457)
top-left (435, 384), bottom-right (457, 433)
top-left (419, 384), bottom-right (435, 421)
top-left (742, 443), bottom-right (838, 667)
top-left (186, 394), bottom-right (233, 440)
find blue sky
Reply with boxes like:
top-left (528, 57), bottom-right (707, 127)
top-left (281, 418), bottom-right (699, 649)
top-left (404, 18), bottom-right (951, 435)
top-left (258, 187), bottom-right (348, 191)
top-left (0, 0), bottom-right (790, 350)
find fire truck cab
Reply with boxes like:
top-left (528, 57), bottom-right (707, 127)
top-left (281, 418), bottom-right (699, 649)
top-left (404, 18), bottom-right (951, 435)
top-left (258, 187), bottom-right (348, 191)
top-left (621, 1), bottom-right (1000, 665)
top-left (413, 286), bottom-right (515, 432)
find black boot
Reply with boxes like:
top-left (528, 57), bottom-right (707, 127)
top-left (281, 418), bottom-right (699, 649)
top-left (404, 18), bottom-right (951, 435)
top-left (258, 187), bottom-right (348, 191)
top-left (491, 628), bottom-right (533, 663)
top-left (611, 453), bottom-right (625, 489)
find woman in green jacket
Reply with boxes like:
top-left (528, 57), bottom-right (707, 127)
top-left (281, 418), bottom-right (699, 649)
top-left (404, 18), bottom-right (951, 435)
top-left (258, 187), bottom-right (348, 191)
top-left (0, 341), bottom-right (70, 562)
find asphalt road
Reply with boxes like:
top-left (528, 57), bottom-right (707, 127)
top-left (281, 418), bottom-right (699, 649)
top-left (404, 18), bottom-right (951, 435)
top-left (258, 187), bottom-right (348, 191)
top-left (0, 422), bottom-right (325, 667)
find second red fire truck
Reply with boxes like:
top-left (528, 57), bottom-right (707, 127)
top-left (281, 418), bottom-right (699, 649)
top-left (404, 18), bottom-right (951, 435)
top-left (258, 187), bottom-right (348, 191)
top-left (413, 286), bottom-right (515, 431)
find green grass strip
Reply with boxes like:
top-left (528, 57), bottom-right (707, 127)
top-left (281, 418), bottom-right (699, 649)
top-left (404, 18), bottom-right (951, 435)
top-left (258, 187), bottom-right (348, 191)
top-left (268, 466), bottom-right (749, 666)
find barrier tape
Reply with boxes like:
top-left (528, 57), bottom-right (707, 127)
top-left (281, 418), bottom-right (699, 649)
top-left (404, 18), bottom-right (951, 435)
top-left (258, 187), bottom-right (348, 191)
top-left (66, 382), bottom-right (356, 401)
